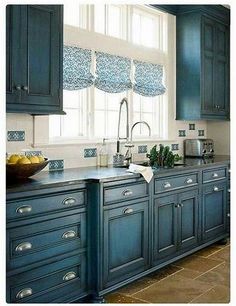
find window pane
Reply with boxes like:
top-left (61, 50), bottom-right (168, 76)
top-left (132, 13), bottom-right (141, 45)
top-left (94, 111), bottom-right (105, 137)
top-left (62, 109), bottom-right (80, 137)
top-left (64, 1), bottom-right (80, 27)
top-left (107, 5), bottom-right (122, 39)
top-left (63, 90), bottom-right (80, 108)
top-left (141, 16), bottom-right (155, 48)
top-left (94, 5), bottom-right (105, 34)
top-left (94, 89), bottom-right (105, 110)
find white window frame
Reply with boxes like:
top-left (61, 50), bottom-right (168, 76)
top-left (35, 5), bottom-right (175, 146)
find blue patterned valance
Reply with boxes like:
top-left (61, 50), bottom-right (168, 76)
top-left (133, 60), bottom-right (166, 97)
top-left (95, 52), bottom-right (132, 93)
top-left (63, 46), bottom-right (94, 90)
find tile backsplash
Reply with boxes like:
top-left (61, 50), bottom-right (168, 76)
top-left (6, 114), bottom-right (208, 170)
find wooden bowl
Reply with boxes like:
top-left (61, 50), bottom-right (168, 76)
top-left (6, 158), bottom-right (49, 179)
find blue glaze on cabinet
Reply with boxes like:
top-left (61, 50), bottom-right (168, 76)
top-left (6, 5), bottom-right (64, 115)
top-left (176, 8), bottom-right (230, 120)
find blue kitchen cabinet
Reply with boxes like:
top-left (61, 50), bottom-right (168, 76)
top-left (176, 9), bottom-right (230, 120)
top-left (6, 5), bottom-right (64, 115)
top-left (202, 180), bottom-right (227, 241)
top-left (103, 200), bottom-right (149, 288)
top-left (153, 189), bottom-right (199, 262)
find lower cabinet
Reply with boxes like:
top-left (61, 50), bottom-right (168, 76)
top-left (103, 200), bottom-right (149, 288)
top-left (153, 189), bottom-right (199, 261)
top-left (202, 180), bottom-right (227, 241)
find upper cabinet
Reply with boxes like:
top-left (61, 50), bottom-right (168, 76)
top-left (6, 5), bottom-right (64, 115)
top-left (176, 7), bottom-right (230, 120)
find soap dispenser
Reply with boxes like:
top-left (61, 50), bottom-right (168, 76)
top-left (98, 138), bottom-right (109, 167)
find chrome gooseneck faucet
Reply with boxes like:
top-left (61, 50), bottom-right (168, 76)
top-left (130, 121), bottom-right (151, 141)
top-left (116, 97), bottom-right (129, 153)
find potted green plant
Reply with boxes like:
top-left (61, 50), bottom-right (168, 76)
top-left (147, 144), bottom-right (182, 168)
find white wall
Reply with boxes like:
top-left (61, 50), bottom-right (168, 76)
top-left (207, 121), bottom-right (230, 155)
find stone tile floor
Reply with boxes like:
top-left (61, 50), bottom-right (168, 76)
top-left (105, 241), bottom-right (230, 303)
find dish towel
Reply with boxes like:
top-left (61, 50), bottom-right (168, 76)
top-left (127, 163), bottom-right (153, 183)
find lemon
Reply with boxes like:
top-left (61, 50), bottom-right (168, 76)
top-left (28, 156), bottom-right (39, 164)
top-left (17, 156), bottom-right (31, 165)
top-left (8, 154), bottom-right (21, 164)
top-left (38, 155), bottom-right (45, 163)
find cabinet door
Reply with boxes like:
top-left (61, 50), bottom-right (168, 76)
top-left (202, 181), bottom-right (227, 241)
top-left (201, 17), bottom-right (215, 115)
top-left (178, 189), bottom-right (199, 250)
top-left (214, 22), bottom-right (229, 117)
top-left (103, 201), bottom-right (149, 288)
top-left (6, 6), bottom-right (22, 105)
top-left (6, 5), bottom-right (63, 114)
top-left (153, 194), bottom-right (178, 261)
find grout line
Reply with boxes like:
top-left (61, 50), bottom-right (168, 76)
top-left (193, 261), bottom-right (226, 280)
top-left (131, 267), bottom-right (184, 297)
top-left (188, 285), bottom-right (216, 303)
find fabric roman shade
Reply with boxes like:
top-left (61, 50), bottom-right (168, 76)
top-left (63, 45), bottom-right (94, 90)
top-left (133, 60), bottom-right (166, 97)
top-left (94, 52), bottom-right (132, 93)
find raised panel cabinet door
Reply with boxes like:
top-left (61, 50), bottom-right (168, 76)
top-left (6, 6), bottom-right (22, 105)
top-left (21, 5), bottom-right (62, 109)
top-left (103, 201), bottom-right (149, 288)
top-left (201, 17), bottom-right (215, 115)
top-left (153, 194), bottom-right (178, 261)
top-left (214, 22), bottom-right (229, 117)
top-left (202, 181), bottom-right (227, 241)
top-left (178, 189), bottom-right (199, 250)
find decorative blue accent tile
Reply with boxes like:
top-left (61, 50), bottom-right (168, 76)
top-left (48, 159), bottom-right (64, 171)
top-left (7, 130), bottom-right (25, 141)
top-left (189, 123), bottom-right (195, 130)
top-left (198, 130), bottom-right (205, 136)
top-left (138, 145), bottom-right (147, 154)
top-left (25, 150), bottom-right (42, 157)
top-left (178, 130), bottom-right (186, 137)
top-left (171, 144), bottom-right (179, 151)
top-left (84, 148), bottom-right (97, 158)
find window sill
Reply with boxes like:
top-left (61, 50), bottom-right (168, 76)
top-left (32, 138), bottom-right (177, 148)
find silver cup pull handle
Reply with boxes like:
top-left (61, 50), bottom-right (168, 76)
top-left (213, 186), bottom-right (219, 192)
top-left (122, 189), bottom-right (133, 196)
top-left (186, 178), bottom-right (193, 184)
top-left (63, 197), bottom-right (76, 205)
top-left (123, 208), bottom-right (134, 214)
top-left (62, 230), bottom-right (77, 239)
top-left (163, 182), bottom-right (171, 188)
top-left (212, 173), bottom-right (219, 178)
top-left (16, 205), bottom-right (32, 214)
top-left (15, 242), bottom-right (32, 252)
top-left (63, 271), bottom-right (77, 281)
top-left (16, 288), bottom-right (33, 299)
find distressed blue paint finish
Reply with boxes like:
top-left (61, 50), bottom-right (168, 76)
top-left (6, 5), bottom-right (64, 115)
top-left (189, 123), bottom-right (195, 130)
top-left (178, 130), bottom-right (186, 137)
top-left (171, 144), bottom-right (179, 151)
top-left (198, 130), bottom-right (205, 136)
top-left (84, 148), bottom-right (97, 158)
top-left (49, 159), bottom-right (64, 171)
top-left (7, 131), bottom-right (25, 141)
top-left (138, 145), bottom-right (147, 154)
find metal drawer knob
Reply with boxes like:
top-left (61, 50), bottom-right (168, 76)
top-left (15, 242), bottom-right (32, 252)
top-left (122, 189), bottom-right (133, 196)
top-left (22, 85), bottom-right (28, 91)
top-left (228, 189), bottom-right (231, 193)
top-left (16, 205), bottom-right (32, 214)
top-left (63, 197), bottom-right (76, 205)
top-left (163, 182), bottom-right (171, 188)
top-left (15, 84), bottom-right (21, 91)
top-left (212, 173), bottom-right (219, 178)
top-left (62, 230), bottom-right (77, 239)
top-left (213, 186), bottom-right (219, 192)
top-left (186, 178), bottom-right (193, 184)
top-left (63, 271), bottom-right (77, 281)
top-left (227, 213), bottom-right (230, 217)
top-left (16, 288), bottom-right (33, 299)
top-left (123, 208), bottom-right (134, 214)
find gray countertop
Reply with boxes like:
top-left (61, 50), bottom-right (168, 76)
top-left (6, 155), bottom-right (230, 194)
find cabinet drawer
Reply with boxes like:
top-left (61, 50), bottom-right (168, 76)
top-left (7, 190), bottom-right (86, 221)
top-left (203, 167), bottom-right (227, 183)
top-left (104, 181), bottom-right (148, 205)
top-left (154, 173), bottom-right (198, 194)
top-left (8, 253), bottom-right (86, 303)
top-left (7, 213), bottom-right (86, 271)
